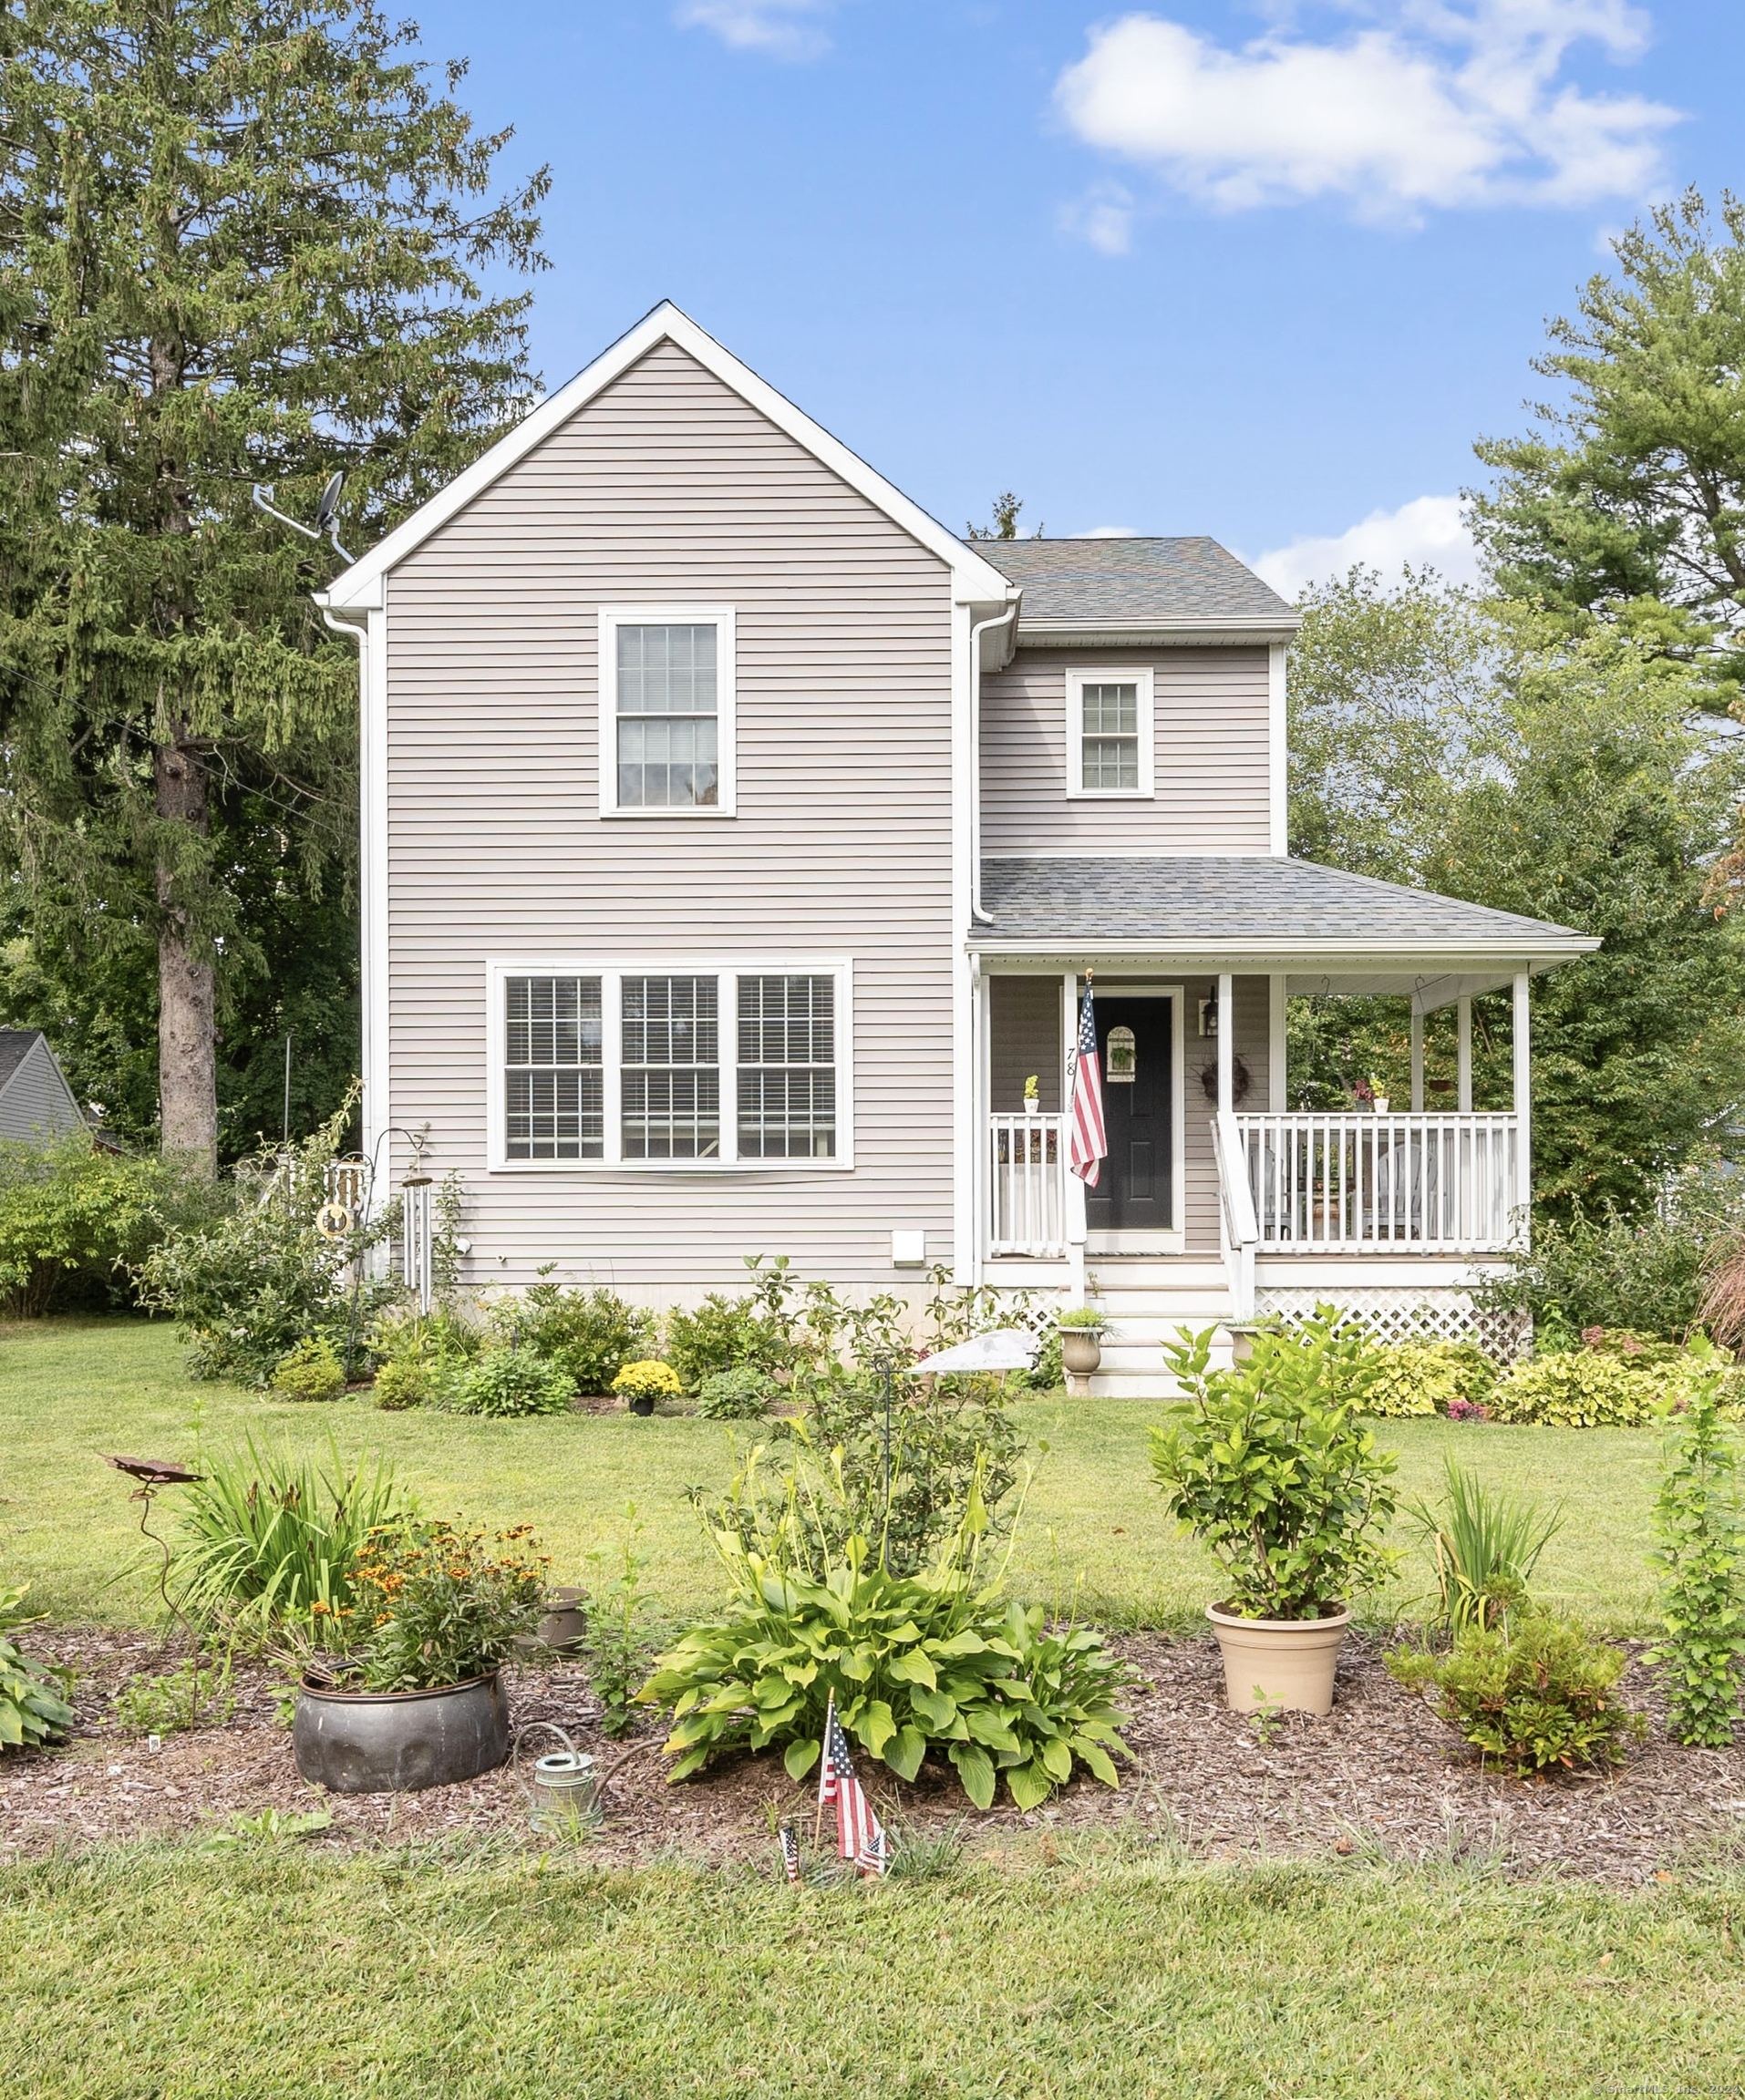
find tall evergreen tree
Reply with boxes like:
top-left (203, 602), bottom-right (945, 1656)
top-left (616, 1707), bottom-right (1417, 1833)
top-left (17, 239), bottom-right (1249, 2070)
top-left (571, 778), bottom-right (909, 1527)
top-left (0, 0), bottom-right (546, 1166)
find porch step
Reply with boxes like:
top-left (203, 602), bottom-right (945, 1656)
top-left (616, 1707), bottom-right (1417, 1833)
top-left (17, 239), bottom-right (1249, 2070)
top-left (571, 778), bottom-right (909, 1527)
top-left (1080, 1263), bottom-right (1238, 1396)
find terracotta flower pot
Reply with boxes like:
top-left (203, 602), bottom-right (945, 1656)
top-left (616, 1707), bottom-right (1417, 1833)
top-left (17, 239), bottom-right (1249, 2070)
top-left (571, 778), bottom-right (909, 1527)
top-left (1059, 1326), bottom-right (1103, 1397)
top-left (1206, 1602), bottom-right (1351, 1716)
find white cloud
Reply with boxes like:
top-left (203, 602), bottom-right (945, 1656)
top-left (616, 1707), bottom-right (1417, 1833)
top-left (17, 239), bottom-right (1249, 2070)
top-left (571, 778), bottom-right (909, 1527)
top-left (1252, 494), bottom-right (1480, 597)
top-left (676, 0), bottom-right (836, 59)
top-left (1076, 524), bottom-right (1141, 538)
top-left (1058, 182), bottom-right (1138, 255)
top-left (1054, 3), bottom-right (1682, 227)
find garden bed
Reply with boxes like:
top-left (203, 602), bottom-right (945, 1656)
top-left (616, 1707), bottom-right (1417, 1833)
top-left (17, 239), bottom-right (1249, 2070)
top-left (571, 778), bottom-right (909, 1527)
top-left (5, 1624), bottom-right (1742, 1886)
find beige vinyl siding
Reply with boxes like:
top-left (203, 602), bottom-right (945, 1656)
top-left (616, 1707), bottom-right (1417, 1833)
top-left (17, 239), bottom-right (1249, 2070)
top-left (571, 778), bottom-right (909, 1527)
top-left (382, 340), bottom-right (956, 1297)
top-left (989, 978), bottom-right (1062, 1114)
top-left (0, 1040), bottom-right (82, 1143)
top-left (981, 644), bottom-right (1271, 854)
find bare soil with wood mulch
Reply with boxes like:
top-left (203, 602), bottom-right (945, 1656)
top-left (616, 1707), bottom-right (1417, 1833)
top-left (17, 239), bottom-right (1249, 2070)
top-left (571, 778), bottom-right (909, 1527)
top-left (5, 1625), bottom-right (1744, 1885)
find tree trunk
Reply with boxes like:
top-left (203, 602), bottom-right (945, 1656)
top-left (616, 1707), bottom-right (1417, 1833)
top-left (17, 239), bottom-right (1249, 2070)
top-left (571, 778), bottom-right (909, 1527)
top-left (156, 740), bottom-right (217, 1171)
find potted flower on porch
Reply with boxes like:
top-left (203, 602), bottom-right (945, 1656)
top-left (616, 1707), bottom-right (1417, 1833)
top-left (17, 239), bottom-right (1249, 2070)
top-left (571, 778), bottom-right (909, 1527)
top-left (1151, 1313), bottom-right (1397, 1714)
top-left (294, 1518), bottom-right (549, 1793)
top-left (1056, 1305), bottom-right (1108, 1396)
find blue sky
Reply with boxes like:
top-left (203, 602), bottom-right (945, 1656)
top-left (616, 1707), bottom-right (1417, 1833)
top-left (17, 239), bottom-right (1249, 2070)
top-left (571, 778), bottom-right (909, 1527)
top-left (408, 0), bottom-right (1744, 591)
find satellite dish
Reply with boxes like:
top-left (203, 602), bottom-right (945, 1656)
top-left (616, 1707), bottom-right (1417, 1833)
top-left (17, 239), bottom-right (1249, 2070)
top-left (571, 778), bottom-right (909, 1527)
top-left (315, 471), bottom-right (344, 532)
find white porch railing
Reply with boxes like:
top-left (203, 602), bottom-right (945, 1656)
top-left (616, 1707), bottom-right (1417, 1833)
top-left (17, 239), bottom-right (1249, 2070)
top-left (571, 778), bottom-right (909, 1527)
top-left (1231, 1112), bottom-right (1523, 1253)
top-left (988, 1112), bottom-right (1067, 1258)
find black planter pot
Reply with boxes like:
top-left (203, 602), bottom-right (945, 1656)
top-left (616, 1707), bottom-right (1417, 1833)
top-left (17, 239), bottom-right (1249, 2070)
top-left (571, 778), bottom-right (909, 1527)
top-left (628, 1393), bottom-right (656, 1416)
top-left (294, 1671), bottom-right (511, 1794)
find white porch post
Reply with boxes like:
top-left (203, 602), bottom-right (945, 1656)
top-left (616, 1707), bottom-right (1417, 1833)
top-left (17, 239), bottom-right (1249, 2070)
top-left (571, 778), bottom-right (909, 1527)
top-left (1268, 973), bottom-right (1286, 1111)
top-left (1216, 973), bottom-right (1234, 1114)
top-left (1063, 970), bottom-right (1087, 1301)
top-left (1512, 971), bottom-right (1532, 1228)
top-left (1457, 996), bottom-right (1472, 1113)
top-left (1409, 1005), bottom-right (1424, 1113)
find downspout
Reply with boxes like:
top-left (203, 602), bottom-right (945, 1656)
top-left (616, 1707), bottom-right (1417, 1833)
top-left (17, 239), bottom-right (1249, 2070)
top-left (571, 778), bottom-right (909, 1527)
top-left (967, 594), bottom-right (1020, 925)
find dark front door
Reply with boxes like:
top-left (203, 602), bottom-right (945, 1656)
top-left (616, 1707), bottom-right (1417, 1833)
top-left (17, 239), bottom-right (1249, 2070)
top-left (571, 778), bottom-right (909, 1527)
top-left (1084, 996), bottom-right (1172, 1232)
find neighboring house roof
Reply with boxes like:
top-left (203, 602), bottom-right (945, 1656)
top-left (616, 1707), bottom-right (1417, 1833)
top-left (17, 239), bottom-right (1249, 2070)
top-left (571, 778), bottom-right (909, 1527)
top-left (322, 302), bottom-right (1017, 617)
top-left (0, 1028), bottom-right (85, 1142)
top-left (969, 537), bottom-right (1297, 643)
top-left (972, 857), bottom-right (1597, 1008)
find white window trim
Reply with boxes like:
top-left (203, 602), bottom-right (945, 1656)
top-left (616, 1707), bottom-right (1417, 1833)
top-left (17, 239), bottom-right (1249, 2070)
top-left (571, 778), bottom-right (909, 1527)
top-left (1065, 665), bottom-right (1155, 800)
top-left (597, 604), bottom-right (738, 818)
top-left (485, 956), bottom-right (853, 1172)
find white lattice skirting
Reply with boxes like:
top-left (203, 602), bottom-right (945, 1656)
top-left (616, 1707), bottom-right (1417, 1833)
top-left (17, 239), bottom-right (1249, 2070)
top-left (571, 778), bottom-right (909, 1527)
top-left (1256, 1287), bottom-right (1530, 1363)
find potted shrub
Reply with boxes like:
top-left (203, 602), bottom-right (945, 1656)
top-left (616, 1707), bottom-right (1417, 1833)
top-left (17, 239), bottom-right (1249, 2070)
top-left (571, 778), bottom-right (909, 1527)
top-left (1057, 1306), bottom-right (1107, 1396)
top-left (294, 1519), bottom-right (547, 1793)
top-left (612, 1358), bottom-right (682, 1416)
top-left (1151, 1314), bottom-right (1397, 1714)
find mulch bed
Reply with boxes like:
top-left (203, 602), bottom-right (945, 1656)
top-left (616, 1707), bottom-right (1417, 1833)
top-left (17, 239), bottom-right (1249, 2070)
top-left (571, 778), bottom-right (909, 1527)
top-left (5, 1626), bottom-right (1744, 1884)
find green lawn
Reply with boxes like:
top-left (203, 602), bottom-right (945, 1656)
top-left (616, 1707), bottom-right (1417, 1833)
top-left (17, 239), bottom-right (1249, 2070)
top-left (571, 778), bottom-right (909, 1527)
top-left (2, 1844), bottom-right (1741, 2099)
top-left (3, 1316), bottom-right (1665, 1632)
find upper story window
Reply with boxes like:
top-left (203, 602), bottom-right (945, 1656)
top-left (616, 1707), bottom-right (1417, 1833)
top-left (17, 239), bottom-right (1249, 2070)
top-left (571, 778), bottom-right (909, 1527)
top-left (598, 605), bottom-right (737, 818)
top-left (489, 958), bottom-right (852, 1171)
top-left (1066, 665), bottom-right (1154, 799)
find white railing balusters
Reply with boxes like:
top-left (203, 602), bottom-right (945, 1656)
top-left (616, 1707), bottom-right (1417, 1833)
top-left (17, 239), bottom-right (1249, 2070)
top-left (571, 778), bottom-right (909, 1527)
top-left (987, 1112), bottom-right (1067, 1259)
top-left (1229, 1112), bottom-right (1521, 1254)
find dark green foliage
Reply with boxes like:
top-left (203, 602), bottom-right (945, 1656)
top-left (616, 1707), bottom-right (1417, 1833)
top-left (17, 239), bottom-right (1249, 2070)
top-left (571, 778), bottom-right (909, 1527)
top-left (164, 1434), bottom-right (415, 1644)
top-left (583, 1521), bottom-right (655, 1740)
top-left (644, 1506), bottom-right (1133, 1811)
top-left (1649, 1374), bottom-right (1745, 1746)
top-left (136, 1108), bottom-right (399, 1383)
top-left (451, 1347), bottom-right (574, 1419)
top-left (1471, 190), bottom-right (1745, 705)
top-left (1152, 1314), bottom-right (1398, 1618)
top-left (695, 1366), bottom-right (775, 1421)
top-left (345, 1520), bottom-right (548, 1693)
top-left (1388, 1616), bottom-right (1647, 1775)
top-left (1474, 1186), bottom-right (1736, 1341)
top-left (492, 1282), bottom-right (655, 1396)
top-left (0, 1585), bottom-right (73, 1750)
top-left (664, 1292), bottom-right (795, 1395)
top-left (0, 1132), bottom-right (214, 1316)
top-left (1407, 1460), bottom-right (1561, 1638)
top-left (268, 1336), bottom-right (347, 1404)
top-left (0, 0), bottom-right (546, 1160)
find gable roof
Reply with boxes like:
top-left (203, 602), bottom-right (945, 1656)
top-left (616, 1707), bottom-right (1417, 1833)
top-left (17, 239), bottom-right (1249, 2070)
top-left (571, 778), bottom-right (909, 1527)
top-left (322, 303), bottom-right (1017, 613)
top-left (968, 537), bottom-right (1296, 641)
top-left (0, 1028), bottom-right (42, 1092)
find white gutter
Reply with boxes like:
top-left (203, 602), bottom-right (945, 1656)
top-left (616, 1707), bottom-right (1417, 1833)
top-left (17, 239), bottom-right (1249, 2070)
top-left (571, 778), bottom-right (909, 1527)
top-left (966, 595), bottom-right (1020, 925)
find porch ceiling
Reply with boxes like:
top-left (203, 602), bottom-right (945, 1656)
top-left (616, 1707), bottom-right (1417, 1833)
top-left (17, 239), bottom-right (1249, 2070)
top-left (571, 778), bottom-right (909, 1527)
top-left (972, 856), bottom-right (1596, 1007)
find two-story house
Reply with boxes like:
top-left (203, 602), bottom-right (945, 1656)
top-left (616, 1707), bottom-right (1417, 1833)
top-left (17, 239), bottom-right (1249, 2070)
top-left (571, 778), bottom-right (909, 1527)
top-left (317, 304), bottom-right (1595, 1392)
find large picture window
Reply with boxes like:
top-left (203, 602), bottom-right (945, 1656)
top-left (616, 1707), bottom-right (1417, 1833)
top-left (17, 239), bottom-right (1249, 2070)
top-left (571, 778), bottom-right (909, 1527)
top-left (598, 606), bottom-right (737, 817)
top-left (1066, 665), bottom-right (1154, 799)
top-left (489, 958), bottom-right (851, 1170)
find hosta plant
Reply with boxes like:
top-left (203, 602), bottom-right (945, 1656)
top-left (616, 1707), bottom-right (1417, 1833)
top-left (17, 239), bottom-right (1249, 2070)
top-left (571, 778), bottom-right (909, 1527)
top-left (643, 1479), bottom-right (1133, 1811)
top-left (1362, 1340), bottom-right (1498, 1420)
top-left (0, 1587), bottom-right (74, 1751)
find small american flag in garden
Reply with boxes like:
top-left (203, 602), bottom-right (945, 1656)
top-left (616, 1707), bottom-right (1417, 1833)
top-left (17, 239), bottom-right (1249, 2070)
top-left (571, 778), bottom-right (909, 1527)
top-left (779, 1821), bottom-right (802, 1886)
top-left (818, 1698), bottom-right (887, 1877)
top-left (1069, 978), bottom-right (1107, 1188)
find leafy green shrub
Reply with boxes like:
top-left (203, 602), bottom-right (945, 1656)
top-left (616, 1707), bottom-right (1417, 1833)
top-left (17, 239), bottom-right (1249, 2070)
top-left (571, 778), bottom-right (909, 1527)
top-left (1407, 1459), bottom-right (1561, 1637)
top-left (696, 1366), bottom-right (775, 1420)
top-left (137, 1108), bottom-right (400, 1385)
top-left (1474, 1189), bottom-right (1735, 1343)
top-left (644, 1516), bottom-right (1133, 1810)
top-left (612, 1359), bottom-right (683, 1409)
top-left (165, 1435), bottom-right (416, 1644)
top-left (1152, 1314), bottom-right (1397, 1618)
top-left (371, 1355), bottom-right (433, 1411)
top-left (665, 1292), bottom-right (795, 1393)
top-left (0, 1586), bottom-right (74, 1750)
top-left (492, 1281), bottom-right (656, 1395)
top-left (452, 1346), bottom-right (574, 1418)
top-left (1388, 1616), bottom-right (1646, 1775)
top-left (0, 1132), bottom-right (210, 1318)
top-left (1488, 1350), bottom-right (1657, 1427)
top-left (584, 1518), bottom-right (655, 1739)
top-left (1649, 1372), bottom-right (1745, 1746)
top-left (269, 1335), bottom-right (346, 1404)
top-left (344, 1520), bottom-right (549, 1692)
top-left (1363, 1340), bottom-right (1498, 1420)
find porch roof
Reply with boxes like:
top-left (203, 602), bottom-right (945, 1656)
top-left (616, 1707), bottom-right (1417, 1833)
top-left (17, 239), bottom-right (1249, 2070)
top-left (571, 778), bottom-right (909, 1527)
top-left (971, 856), bottom-right (1598, 1009)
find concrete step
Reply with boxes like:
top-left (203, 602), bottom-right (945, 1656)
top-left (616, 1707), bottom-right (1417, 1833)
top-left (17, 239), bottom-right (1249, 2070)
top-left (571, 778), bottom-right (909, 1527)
top-left (1087, 1296), bottom-right (1232, 1321)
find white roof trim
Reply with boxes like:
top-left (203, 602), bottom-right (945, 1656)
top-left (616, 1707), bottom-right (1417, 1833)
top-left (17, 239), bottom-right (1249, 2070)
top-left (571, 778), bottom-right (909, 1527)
top-left (322, 302), bottom-right (1017, 611)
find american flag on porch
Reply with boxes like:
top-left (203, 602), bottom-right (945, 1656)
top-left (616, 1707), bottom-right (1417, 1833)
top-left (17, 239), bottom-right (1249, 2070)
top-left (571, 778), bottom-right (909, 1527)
top-left (1069, 978), bottom-right (1107, 1188)
top-left (818, 1698), bottom-right (887, 1876)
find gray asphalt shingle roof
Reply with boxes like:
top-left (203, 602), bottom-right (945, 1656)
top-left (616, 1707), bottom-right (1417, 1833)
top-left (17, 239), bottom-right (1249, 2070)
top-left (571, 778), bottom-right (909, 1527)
top-left (0, 1029), bottom-right (45, 1091)
top-left (975, 858), bottom-right (1588, 948)
top-left (965, 536), bottom-right (1294, 630)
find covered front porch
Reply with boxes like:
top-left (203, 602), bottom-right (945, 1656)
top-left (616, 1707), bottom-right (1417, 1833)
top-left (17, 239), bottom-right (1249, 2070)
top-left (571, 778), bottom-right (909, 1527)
top-left (968, 857), bottom-right (1596, 1383)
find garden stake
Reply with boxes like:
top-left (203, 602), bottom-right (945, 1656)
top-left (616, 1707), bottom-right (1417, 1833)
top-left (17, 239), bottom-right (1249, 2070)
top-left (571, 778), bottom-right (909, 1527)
top-left (105, 1456), bottom-right (205, 1717)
